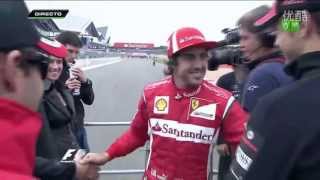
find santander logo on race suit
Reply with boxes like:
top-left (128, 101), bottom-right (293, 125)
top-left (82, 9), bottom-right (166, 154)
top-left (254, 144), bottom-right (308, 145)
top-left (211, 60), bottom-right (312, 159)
top-left (149, 118), bottom-right (216, 144)
top-left (152, 122), bottom-right (162, 132)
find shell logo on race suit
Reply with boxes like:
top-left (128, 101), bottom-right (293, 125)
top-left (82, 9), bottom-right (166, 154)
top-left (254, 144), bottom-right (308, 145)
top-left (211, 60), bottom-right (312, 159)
top-left (150, 118), bottom-right (215, 144)
top-left (154, 96), bottom-right (169, 114)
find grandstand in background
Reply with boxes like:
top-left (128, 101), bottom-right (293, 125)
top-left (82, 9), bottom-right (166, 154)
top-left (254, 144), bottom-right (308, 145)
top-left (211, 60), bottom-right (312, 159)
top-left (31, 15), bottom-right (166, 59)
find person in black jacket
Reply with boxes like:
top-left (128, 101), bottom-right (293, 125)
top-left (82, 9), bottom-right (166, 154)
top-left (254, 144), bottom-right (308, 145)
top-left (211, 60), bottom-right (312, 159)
top-left (56, 31), bottom-right (94, 150)
top-left (216, 64), bottom-right (249, 101)
top-left (228, 1), bottom-right (320, 180)
top-left (35, 37), bottom-right (99, 180)
top-left (36, 103), bottom-right (78, 180)
top-left (216, 64), bottom-right (249, 180)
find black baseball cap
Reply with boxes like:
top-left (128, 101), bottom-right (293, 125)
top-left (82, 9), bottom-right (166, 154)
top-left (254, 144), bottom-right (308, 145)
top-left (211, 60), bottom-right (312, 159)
top-left (0, 0), bottom-right (40, 50)
top-left (255, 0), bottom-right (320, 28)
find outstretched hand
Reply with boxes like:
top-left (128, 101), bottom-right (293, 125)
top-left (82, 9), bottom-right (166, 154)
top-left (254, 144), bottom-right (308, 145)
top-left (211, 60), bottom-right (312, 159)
top-left (80, 152), bottom-right (110, 166)
top-left (75, 158), bottom-right (100, 180)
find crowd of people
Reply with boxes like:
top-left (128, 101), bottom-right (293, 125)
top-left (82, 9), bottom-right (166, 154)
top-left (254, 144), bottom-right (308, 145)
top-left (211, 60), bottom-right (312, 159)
top-left (1, 0), bottom-right (320, 180)
top-left (0, 1), bottom-right (97, 179)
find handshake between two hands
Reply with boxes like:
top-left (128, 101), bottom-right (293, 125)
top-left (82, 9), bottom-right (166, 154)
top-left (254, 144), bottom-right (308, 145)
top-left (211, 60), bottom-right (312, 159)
top-left (61, 149), bottom-right (110, 180)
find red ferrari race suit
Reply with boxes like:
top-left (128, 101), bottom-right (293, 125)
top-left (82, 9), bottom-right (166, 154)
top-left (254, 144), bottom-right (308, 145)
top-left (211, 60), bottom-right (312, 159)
top-left (0, 98), bottom-right (42, 180)
top-left (106, 77), bottom-right (247, 180)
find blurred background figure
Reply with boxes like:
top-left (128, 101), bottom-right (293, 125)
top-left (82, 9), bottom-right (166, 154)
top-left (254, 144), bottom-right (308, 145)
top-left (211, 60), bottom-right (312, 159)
top-left (56, 31), bottom-right (95, 151)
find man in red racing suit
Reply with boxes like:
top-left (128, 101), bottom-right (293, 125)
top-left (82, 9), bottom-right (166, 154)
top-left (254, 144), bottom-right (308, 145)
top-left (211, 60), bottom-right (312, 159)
top-left (82, 27), bottom-right (247, 180)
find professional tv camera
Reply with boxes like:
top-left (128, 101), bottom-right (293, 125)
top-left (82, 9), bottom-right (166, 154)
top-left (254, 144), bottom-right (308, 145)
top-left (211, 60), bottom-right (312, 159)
top-left (208, 27), bottom-right (247, 71)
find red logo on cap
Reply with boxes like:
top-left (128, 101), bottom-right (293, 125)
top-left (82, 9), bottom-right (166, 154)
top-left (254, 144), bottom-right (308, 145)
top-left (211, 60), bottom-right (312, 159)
top-left (167, 27), bottom-right (216, 58)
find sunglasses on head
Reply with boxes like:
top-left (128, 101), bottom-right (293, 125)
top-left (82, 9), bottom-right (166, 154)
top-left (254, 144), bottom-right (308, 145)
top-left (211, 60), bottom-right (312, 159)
top-left (19, 48), bottom-right (50, 80)
top-left (67, 49), bottom-right (79, 55)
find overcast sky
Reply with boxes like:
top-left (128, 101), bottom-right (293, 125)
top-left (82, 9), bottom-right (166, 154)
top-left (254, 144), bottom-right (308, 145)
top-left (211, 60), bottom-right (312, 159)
top-left (26, 1), bottom-right (272, 46)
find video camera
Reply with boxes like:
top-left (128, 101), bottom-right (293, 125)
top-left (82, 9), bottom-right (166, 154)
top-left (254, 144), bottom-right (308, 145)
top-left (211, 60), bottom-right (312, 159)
top-left (208, 27), bottom-right (246, 71)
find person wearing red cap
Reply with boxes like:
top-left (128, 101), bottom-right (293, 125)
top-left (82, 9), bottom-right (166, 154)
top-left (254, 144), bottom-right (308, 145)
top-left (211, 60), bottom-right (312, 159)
top-left (228, 1), bottom-right (320, 180)
top-left (81, 27), bottom-right (247, 180)
top-left (0, 1), bottom-right (51, 179)
top-left (35, 37), bottom-right (99, 180)
top-left (37, 36), bottom-right (80, 156)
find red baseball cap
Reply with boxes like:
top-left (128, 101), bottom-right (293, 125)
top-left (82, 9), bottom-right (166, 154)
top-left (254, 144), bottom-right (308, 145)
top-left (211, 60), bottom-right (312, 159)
top-left (37, 37), bottom-right (67, 59)
top-left (255, 0), bottom-right (320, 28)
top-left (167, 27), bottom-right (217, 58)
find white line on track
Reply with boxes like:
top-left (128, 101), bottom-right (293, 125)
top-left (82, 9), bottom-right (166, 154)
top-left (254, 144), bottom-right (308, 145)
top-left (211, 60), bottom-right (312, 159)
top-left (82, 59), bottom-right (122, 71)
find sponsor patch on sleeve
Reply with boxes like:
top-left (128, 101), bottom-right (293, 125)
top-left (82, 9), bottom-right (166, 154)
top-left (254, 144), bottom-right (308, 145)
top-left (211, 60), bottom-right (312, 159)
top-left (229, 126), bottom-right (264, 179)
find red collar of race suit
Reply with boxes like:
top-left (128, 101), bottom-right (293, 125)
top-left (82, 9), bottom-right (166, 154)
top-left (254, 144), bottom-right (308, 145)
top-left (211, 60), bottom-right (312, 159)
top-left (170, 76), bottom-right (202, 100)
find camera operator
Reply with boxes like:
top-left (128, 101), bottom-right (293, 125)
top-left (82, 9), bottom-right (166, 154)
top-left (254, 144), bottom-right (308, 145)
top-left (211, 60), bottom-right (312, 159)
top-left (211, 49), bottom-right (249, 180)
top-left (238, 5), bottom-right (292, 112)
top-left (208, 28), bottom-right (249, 103)
top-left (207, 27), bottom-right (251, 180)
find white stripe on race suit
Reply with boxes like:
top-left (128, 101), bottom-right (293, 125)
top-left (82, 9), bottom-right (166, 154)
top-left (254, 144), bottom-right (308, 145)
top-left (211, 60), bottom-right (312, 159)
top-left (207, 143), bottom-right (214, 179)
top-left (207, 127), bottom-right (220, 179)
top-left (145, 133), bottom-right (153, 171)
top-left (222, 96), bottom-right (235, 120)
top-left (149, 118), bottom-right (215, 144)
top-left (142, 93), bottom-right (147, 108)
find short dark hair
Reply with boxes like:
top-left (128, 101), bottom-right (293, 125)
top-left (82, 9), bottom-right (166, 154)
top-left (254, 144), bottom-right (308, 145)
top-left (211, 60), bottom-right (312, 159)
top-left (164, 54), bottom-right (179, 75)
top-left (56, 31), bottom-right (82, 48)
top-left (238, 5), bottom-right (277, 48)
top-left (310, 11), bottom-right (320, 34)
top-left (237, 5), bottom-right (271, 33)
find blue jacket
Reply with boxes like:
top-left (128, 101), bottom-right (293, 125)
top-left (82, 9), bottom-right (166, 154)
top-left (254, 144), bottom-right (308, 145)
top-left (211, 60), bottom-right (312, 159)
top-left (241, 51), bottom-right (293, 112)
